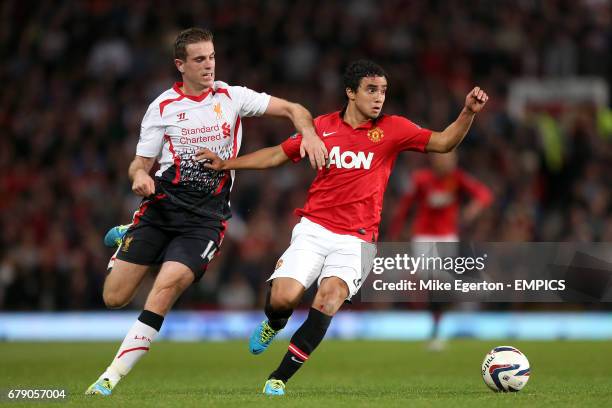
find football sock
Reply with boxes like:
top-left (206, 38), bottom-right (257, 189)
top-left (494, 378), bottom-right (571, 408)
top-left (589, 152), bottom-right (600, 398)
top-left (269, 307), bottom-right (332, 382)
top-left (101, 310), bottom-right (164, 386)
top-left (264, 289), bottom-right (293, 331)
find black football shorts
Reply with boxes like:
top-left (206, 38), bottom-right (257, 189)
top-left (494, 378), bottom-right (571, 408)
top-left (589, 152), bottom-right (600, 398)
top-left (115, 193), bottom-right (226, 281)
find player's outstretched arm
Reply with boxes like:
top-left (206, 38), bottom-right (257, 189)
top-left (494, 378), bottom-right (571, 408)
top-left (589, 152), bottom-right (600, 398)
top-left (128, 155), bottom-right (156, 197)
top-left (264, 96), bottom-right (328, 170)
top-left (426, 87), bottom-right (489, 153)
top-left (195, 146), bottom-right (290, 171)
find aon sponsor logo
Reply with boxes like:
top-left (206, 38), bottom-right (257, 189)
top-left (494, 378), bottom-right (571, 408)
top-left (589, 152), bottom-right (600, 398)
top-left (327, 146), bottom-right (374, 169)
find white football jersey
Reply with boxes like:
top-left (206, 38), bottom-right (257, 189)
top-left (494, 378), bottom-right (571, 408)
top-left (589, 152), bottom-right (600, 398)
top-left (136, 81), bottom-right (270, 218)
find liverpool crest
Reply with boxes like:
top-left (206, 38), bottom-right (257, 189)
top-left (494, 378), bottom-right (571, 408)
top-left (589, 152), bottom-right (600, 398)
top-left (213, 102), bottom-right (223, 119)
top-left (121, 236), bottom-right (134, 252)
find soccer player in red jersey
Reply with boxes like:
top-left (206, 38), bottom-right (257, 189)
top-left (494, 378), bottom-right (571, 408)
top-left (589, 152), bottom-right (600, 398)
top-left (196, 60), bottom-right (488, 395)
top-left (389, 151), bottom-right (493, 243)
top-left (388, 151), bottom-right (493, 350)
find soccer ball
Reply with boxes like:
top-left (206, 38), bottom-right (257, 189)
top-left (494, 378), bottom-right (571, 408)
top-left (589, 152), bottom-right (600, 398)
top-left (481, 346), bottom-right (530, 392)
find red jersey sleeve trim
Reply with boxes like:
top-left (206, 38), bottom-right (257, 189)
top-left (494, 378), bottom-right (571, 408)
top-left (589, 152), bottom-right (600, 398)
top-left (215, 87), bottom-right (231, 99)
top-left (281, 135), bottom-right (303, 163)
top-left (159, 95), bottom-right (185, 116)
top-left (413, 129), bottom-right (433, 153)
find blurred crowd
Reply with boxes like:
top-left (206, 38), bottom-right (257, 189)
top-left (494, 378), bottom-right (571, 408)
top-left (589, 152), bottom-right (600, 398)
top-left (0, 0), bottom-right (610, 310)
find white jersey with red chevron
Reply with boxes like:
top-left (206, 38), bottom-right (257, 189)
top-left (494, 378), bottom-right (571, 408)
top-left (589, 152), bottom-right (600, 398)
top-left (135, 81), bottom-right (270, 218)
top-left (138, 80), bottom-right (270, 188)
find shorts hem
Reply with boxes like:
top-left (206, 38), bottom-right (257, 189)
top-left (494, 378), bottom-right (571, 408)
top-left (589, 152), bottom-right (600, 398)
top-left (115, 253), bottom-right (161, 267)
top-left (267, 273), bottom-right (309, 290)
top-left (162, 257), bottom-right (206, 282)
top-left (317, 272), bottom-right (359, 301)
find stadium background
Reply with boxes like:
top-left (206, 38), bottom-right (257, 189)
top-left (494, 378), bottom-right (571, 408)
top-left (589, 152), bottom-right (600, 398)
top-left (1, 2), bottom-right (612, 406)
top-left (0, 0), bottom-right (610, 336)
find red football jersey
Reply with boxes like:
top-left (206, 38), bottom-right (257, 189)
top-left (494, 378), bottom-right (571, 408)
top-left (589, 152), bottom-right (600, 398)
top-left (281, 111), bottom-right (432, 241)
top-left (389, 168), bottom-right (493, 238)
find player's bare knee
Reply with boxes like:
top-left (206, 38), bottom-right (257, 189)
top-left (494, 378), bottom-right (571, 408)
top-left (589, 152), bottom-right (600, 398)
top-left (315, 279), bottom-right (348, 315)
top-left (102, 278), bottom-right (129, 309)
top-left (269, 280), bottom-right (302, 310)
top-left (314, 294), bottom-right (343, 315)
top-left (269, 291), bottom-right (299, 311)
top-left (314, 298), bottom-right (341, 316)
top-left (103, 291), bottom-right (129, 309)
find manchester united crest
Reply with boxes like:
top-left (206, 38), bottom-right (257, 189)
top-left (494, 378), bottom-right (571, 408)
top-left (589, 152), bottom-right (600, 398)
top-left (367, 127), bottom-right (384, 143)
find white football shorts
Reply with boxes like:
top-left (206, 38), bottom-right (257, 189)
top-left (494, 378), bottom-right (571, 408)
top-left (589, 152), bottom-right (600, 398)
top-left (268, 217), bottom-right (377, 300)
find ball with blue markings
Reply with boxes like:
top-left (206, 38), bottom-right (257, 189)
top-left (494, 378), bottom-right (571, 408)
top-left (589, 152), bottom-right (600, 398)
top-left (481, 346), bottom-right (530, 392)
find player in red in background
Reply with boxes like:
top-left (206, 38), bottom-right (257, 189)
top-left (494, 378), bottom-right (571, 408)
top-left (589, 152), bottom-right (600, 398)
top-left (389, 152), bottom-right (493, 242)
top-left (197, 60), bottom-right (488, 395)
top-left (388, 151), bottom-right (493, 350)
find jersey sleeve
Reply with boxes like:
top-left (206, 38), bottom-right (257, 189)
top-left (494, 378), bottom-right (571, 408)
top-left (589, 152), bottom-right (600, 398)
top-left (280, 133), bottom-right (303, 163)
top-left (393, 116), bottom-right (433, 152)
top-left (279, 115), bottom-right (324, 163)
top-left (457, 170), bottom-right (493, 207)
top-left (229, 86), bottom-right (271, 117)
top-left (136, 103), bottom-right (165, 157)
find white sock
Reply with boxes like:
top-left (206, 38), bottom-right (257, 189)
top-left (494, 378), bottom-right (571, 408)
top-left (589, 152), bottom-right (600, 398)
top-left (100, 317), bottom-right (160, 386)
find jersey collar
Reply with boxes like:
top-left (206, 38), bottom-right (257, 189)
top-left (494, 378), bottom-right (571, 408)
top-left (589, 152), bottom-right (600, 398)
top-left (173, 82), bottom-right (213, 102)
top-left (338, 107), bottom-right (382, 130)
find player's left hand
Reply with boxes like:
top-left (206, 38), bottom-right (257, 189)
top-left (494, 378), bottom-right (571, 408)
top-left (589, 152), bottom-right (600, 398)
top-left (300, 130), bottom-right (328, 170)
top-left (194, 148), bottom-right (225, 171)
top-left (465, 87), bottom-right (489, 113)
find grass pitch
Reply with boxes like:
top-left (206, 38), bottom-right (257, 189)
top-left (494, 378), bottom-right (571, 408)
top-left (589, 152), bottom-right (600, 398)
top-left (1, 340), bottom-right (611, 407)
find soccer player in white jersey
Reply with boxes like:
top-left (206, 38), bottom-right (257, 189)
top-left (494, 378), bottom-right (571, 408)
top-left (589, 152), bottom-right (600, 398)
top-left (85, 27), bottom-right (327, 396)
top-left (196, 60), bottom-right (488, 395)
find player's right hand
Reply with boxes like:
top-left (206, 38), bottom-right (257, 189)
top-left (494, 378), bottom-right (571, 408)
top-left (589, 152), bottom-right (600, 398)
top-left (195, 148), bottom-right (225, 171)
top-left (300, 129), bottom-right (328, 170)
top-left (132, 172), bottom-right (155, 197)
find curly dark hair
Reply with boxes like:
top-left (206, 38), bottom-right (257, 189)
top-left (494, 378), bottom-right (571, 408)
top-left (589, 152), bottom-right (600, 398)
top-left (343, 60), bottom-right (388, 95)
top-left (174, 27), bottom-right (214, 60)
